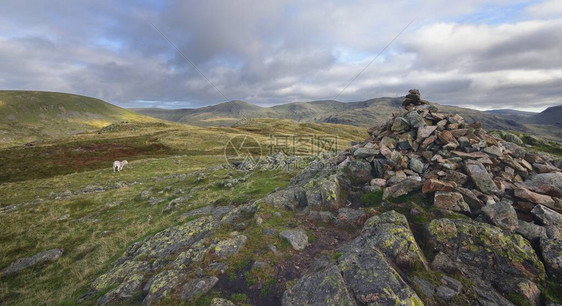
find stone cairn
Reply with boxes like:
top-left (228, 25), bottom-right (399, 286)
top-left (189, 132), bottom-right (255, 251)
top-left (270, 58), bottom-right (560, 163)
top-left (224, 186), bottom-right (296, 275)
top-left (344, 89), bottom-right (562, 231)
top-left (402, 88), bottom-right (428, 108)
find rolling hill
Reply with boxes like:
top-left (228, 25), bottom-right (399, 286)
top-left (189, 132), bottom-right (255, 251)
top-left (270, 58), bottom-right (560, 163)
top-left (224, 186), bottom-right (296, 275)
top-left (524, 105), bottom-right (562, 125)
top-left (485, 109), bottom-right (536, 122)
top-left (133, 97), bottom-right (531, 132)
top-left (0, 91), bottom-right (160, 146)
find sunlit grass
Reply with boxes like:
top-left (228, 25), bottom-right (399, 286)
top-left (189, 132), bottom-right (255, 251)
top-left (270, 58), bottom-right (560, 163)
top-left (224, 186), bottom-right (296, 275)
top-left (0, 116), bottom-right (366, 305)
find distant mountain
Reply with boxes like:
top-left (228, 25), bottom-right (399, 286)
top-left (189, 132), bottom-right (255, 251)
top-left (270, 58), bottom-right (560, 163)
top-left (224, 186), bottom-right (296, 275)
top-left (485, 109), bottom-right (537, 122)
top-left (0, 90), bottom-right (159, 146)
top-left (133, 97), bottom-right (530, 133)
top-left (525, 105), bottom-right (562, 125)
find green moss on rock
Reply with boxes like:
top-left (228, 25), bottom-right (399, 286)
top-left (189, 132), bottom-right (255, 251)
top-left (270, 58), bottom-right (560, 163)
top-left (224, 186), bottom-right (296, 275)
top-left (426, 218), bottom-right (546, 282)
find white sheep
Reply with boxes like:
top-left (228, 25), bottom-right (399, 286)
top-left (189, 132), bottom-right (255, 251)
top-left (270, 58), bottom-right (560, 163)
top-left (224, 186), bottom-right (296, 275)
top-left (112, 160), bottom-right (129, 172)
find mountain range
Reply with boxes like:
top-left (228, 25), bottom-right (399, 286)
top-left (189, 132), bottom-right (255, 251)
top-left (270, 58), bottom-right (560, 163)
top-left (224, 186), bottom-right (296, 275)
top-left (132, 98), bottom-right (562, 141)
top-left (1, 90), bottom-right (560, 145)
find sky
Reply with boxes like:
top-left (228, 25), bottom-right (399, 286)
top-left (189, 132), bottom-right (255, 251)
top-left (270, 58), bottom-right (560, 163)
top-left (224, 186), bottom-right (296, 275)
top-left (0, 0), bottom-right (561, 112)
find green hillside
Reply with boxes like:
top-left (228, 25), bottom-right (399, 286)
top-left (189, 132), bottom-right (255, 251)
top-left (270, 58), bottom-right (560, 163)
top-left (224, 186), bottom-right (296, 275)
top-left (0, 91), bottom-right (160, 147)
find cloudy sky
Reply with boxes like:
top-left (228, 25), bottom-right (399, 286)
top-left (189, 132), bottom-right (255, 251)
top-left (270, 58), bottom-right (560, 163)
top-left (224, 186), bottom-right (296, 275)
top-left (1, 0), bottom-right (561, 111)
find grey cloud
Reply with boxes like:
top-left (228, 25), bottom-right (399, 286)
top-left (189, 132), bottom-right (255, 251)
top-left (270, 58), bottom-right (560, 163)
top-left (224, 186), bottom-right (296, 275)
top-left (0, 0), bottom-right (560, 110)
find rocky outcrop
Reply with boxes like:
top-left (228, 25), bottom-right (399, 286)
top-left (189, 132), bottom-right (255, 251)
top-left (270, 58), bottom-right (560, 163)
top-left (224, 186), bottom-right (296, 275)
top-left (283, 211), bottom-right (423, 305)
top-left (214, 234), bottom-right (247, 258)
top-left (282, 265), bottom-right (356, 305)
top-left (478, 199), bottom-right (519, 231)
top-left (179, 276), bottom-right (219, 302)
top-left (436, 276), bottom-right (463, 300)
top-left (279, 229), bottom-right (309, 251)
top-left (1, 248), bottom-right (63, 276)
top-left (263, 160), bottom-right (346, 210)
top-left (540, 238), bottom-right (562, 282)
top-left (362, 210), bottom-right (428, 270)
top-left (83, 213), bottom-right (248, 305)
top-left (426, 218), bottom-right (545, 288)
top-left (277, 90), bottom-right (561, 305)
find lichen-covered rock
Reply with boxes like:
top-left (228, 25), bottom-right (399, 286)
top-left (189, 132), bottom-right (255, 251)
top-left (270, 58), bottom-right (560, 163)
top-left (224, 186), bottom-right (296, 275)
top-left (425, 218), bottom-right (545, 283)
top-left (436, 276), bottom-right (462, 300)
top-left (354, 147), bottom-right (380, 159)
top-left (434, 191), bottom-right (471, 214)
top-left (282, 264), bottom-right (356, 306)
top-left (336, 208), bottom-right (366, 227)
top-left (345, 159), bottom-right (373, 185)
top-left (522, 172), bottom-right (562, 198)
top-left (214, 235), bottom-right (247, 259)
top-left (263, 187), bottom-right (306, 210)
top-left (516, 220), bottom-right (547, 242)
top-left (472, 285), bottom-right (515, 306)
top-left (1, 248), bottom-right (63, 276)
top-left (409, 157), bottom-right (424, 174)
top-left (412, 276), bottom-right (435, 298)
top-left (179, 205), bottom-right (234, 221)
top-left (89, 217), bottom-right (215, 304)
top-left (540, 238), bottom-right (562, 282)
top-left (304, 175), bottom-right (344, 208)
top-left (399, 132), bottom-right (416, 150)
top-left (382, 176), bottom-right (423, 200)
top-left (456, 187), bottom-right (484, 211)
top-left (405, 110), bottom-right (426, 129)
top-left (392, 116), bottom-right (410, 132)
top-left (362, 210), bottom-right (428, 269)
top-left (92, 261), bottom-right (152, 292)
top-left (97, 273), bottom-right (144, 305)
top-left (210, 298), bottom-right (236, 306)
top-left (131, 216), bottom-right (216, 259)
top-left (180, 276), bottom-right (219, 302)
top-left (307, 210), bottom-right (335, 223)
top-left (336, 239), bottom-right (423, 305)
top-left (220, 201), bottom-right (259, 225)
top-left (142, 269), bottom-right (186, 305)
top-left (503, 133), bottom-right (524, 146)
top-left (465, 160), bottom-right (499, 194)
top-left (284, 213), bottom-right (423, 305)
top-left (531, 205), bottom-right (562, 231)
top-left (172, 239), bottom-right (209, 270)
top-left (279, 229), bottom-right (309, 251)
top-left (478, 199), bottom-right (518, 231)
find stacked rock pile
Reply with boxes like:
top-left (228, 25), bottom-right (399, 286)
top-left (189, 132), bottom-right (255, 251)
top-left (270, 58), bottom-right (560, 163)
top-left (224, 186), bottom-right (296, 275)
top-left (402, 88), bottom-right (428, 107)
top-left (344, 90), bottom-right (562, 231)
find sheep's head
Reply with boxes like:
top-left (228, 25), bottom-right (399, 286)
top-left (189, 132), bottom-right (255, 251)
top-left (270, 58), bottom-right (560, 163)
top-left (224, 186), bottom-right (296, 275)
top-left (123, 160), bottom-right (129, 165)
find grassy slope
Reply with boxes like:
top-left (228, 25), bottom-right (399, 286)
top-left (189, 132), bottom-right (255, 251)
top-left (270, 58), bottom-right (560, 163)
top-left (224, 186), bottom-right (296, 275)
top-left (0, 91), bottom-right (160, 147)
top-left (0, 117), bottom-right (365, 305)
top-left (0, 118), bottom-right (365, 183)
